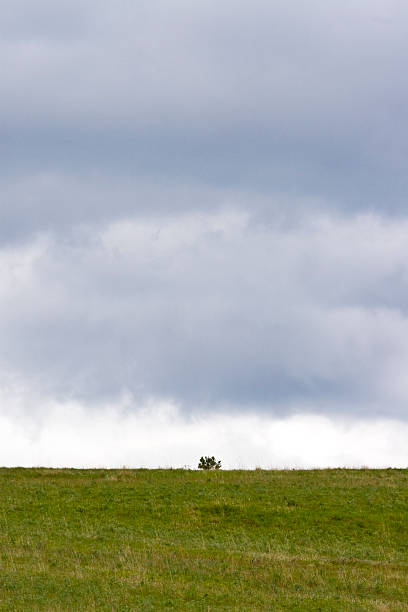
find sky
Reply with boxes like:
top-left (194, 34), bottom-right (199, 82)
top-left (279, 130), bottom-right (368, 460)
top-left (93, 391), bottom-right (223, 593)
top-left (1, 0), bottom-right (408, 467)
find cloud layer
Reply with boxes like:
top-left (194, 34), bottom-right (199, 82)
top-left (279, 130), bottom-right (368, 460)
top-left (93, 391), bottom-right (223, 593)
top-left (1, 211), bottom-right (408, 418)
top-left (3, 0), bottom-right (408, 214)
top-left (0, 391), bottom-right (406, 469)
top-left (1, 1), bottom-right (408, 464)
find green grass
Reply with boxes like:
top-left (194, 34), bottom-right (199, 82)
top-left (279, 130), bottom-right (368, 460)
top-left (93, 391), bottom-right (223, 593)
top-left (0, 468), bottom-right (407, 610)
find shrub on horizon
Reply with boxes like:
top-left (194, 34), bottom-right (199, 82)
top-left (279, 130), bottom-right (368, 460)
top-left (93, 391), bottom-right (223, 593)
top-left (198, 456), bottom-right (221, 470)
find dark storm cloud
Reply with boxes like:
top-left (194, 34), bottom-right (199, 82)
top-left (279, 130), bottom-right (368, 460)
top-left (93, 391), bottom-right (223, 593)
top-left (1, 1), bottom-right (408, 421)
top-left (2, 0), bottom-right (408, 237)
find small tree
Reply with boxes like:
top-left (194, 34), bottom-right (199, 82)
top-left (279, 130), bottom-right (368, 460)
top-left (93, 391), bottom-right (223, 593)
top-left (198, 456), bottom-right (221, 470)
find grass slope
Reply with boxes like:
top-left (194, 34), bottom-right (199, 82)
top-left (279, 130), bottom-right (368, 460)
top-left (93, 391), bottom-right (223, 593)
top-left (0, 468), bottom-right (407, 610)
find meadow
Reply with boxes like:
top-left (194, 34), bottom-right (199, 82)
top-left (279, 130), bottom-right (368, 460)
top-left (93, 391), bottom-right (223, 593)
top-left (0, 468), bottom-right (407, 610)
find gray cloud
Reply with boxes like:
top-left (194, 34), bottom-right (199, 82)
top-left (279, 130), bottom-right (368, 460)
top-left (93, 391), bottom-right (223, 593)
top-left (1, 1), bottom-right (408, 427)
top-left (1, 212), bottom-right (408, 417)
top-left (2, 0), bottom-right (408, 217)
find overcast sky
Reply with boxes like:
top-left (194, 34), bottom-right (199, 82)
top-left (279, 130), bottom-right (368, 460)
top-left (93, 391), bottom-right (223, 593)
top-left (2, 0), bottom-right (408, 467)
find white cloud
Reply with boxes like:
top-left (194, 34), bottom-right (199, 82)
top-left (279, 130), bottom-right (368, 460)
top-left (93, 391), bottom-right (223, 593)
top-left (0, 388), bottom-right (406, 468)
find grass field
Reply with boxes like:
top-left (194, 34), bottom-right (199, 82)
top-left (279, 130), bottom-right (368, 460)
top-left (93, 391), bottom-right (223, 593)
top-left (0, 468), bottom-right (407, 610)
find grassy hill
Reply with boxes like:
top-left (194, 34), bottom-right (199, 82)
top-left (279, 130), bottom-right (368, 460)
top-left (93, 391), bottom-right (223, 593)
top-left (0, 468), bottom-right (407, 610)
